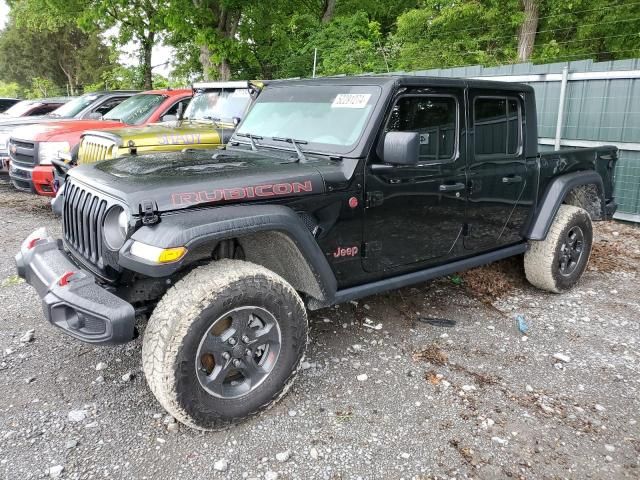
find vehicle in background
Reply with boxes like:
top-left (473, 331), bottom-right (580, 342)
top-left (16, 76), bottom-right (618, 430)
top-left (0, 98), bottom-right (21, 113)
top-left (75, 81), bottom-right (259, 166)
top-left (0, 91), bottom-right (139, 173)
top-left (0, 97), bottom-right (71, 119)
top-left (7, 89), bottom-right (192, 196)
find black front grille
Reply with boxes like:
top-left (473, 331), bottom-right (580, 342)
top-left (63, 181), bottom-right (109, 268)
top-left (8, 138), bottom-right (36, 165)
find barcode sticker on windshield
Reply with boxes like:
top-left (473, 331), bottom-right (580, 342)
top-left (232, 89), bottom-right (251, 97)
top-left (331, 93), bottom-right (371, 108)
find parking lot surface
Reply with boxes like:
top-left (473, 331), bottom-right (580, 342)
top-left (0, 177), bottom-right (638, 479)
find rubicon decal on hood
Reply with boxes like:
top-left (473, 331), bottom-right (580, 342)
top-left (171, 180), bottom-right (314, 206)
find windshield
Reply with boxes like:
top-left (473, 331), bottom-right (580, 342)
top-left (185, 89), bottom-right (252, 122)
top-left (49, 93), bottom-right (102, 118)
top-left (236, 85), bottom-right (380, 154)
top-left (1, 100), bottom-right (39, 117)
top-left (104, 94), bottom-right (165, 125)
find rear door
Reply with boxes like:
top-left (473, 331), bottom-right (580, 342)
top-left (85, 96), bottom-right (130, 118)
top-left (363, 87), bottom-right (467, 272)
top-left (464, 91), bottom-right (529, 250)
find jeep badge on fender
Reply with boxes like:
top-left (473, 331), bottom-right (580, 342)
top-left (16, 76), bottom-right (617, 430)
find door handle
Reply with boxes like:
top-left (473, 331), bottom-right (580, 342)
top-left (439, 182), bottom-right (466, 192)
top-left (502, 175), bottom-right (523, 184)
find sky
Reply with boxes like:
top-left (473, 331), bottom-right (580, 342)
top-left (0, 0), bottom-right (173, 78)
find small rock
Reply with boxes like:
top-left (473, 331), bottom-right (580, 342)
top-left (610, 289), bottom-right (618, 294)
top-left (95, 375), bottom-right (104, 384)
top-left (121, 372), bottom-right (134, 382)
top-left (288, 410), bottom-right (297, 417)
top-left (526, 384), bottom-right (534, 392)
top-left (214, 459), bottom-right (228, 472)
top-left (156, 438), bottom-right (165, 444)
top-left (67, 409), bottom-right (88, 423)
top-left (275, 450), bottom-right (290, 462)
top-left (356, 374), bottom-right (368, 382)
top-left (605, 455), bottom-right (613, 462)
top-left (461, 385), bottom-right (476, 392)
top-left (20, 329), bottom-right (35, 343)
top-left (95, 362), bottom-right (107, 371)
top-left (400, 452), bottom-right (410, 459)
top-left (25, 376), bottom-right (36, 384)
top-left (163, 415), bottom-right (176, 424)
top-left (85, 422), bottom-right (99, 429)
top-left (310, 447), bottom-right (319, 460)
top-left (65, 440), bottom-right (78, 449)
top-left (605, 444), bottom-right (615, 452)
top-left (492, 436), bottom-right (508, 446)
top-left (553, 353), bottom-right (571, 363)
top-left (48, 465), bottom-right (64, 478)
top-left (167, 422), bottom-right (179, 433)
top-left (595, 404), bottom-right (606, 412)
top-left (4, 348), bottom-right (13, 355)
top-left (301, 361), bottom-right (311, 370)
top-left (265, 471), bottom-right (279, 480)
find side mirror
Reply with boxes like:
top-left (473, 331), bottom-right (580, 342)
top-left (382, 131), bottom-right (420, 166)
top-left (232, 116), bottom-right (241, 126)
top-left (87, 112), bottom-right (103, 120)
top-left (162, 114), bottom-right (177, 122)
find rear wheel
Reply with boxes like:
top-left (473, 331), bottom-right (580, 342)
top-left (524, 204), bottom-right (593, 293)
top-left (142, 259), bottom-right (307, 430)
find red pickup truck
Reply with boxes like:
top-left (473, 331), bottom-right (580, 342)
top-left (8, 89), bottom-right (192, 196)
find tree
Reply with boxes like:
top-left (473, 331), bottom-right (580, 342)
top-left (393, 0), bottom-right (522, 71)
top-left (9, 0), bottom-right (167, 89)
top-left (0, 14), bottom-right (113, 95)
top-left (517, 0), bottom-right (539, 61)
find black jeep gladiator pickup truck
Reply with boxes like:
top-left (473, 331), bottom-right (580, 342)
top-left (16, 76), bottom-right (617, 430)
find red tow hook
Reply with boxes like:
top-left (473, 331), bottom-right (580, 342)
top-left (58, 271), bottom-right (76, 287)
top-left (27, 238), bottom-right (42, 250)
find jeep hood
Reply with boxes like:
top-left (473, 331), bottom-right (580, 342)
top-left (67, 149), bottom-right (331, 213)
top-left (86, 120), bottom-right (232, 148)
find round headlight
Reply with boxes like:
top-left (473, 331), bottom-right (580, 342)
top-left (103, 206), bottom-right (130, 250)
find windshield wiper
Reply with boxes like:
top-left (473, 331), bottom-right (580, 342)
top-left (272, 137), bottom-right (307, 162)
top-left (235, 132), bottom-right (263, 151)
top-left (203, 116), bottom-right (223, 128)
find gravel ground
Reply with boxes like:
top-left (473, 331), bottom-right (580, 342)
top-left (0, 175), bottom-right (639, 480)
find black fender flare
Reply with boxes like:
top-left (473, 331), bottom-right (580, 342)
top-left (526, 170), bottom-right (604, 241)
top-left (119, 204), bottom-right (338, 302)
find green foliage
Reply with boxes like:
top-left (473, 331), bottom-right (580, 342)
top-left (3, 0), bottom-right (640, 91)
top-left (310, 13), bottom-right (389, 76)
top-left (0, 81), bottom-right (21, 98)
top-left (0, 13), bottom-right (113, 94)
top-left (25, 77), bottom-right (59, 98)
top-left (393, 0), bottom-right (522, 70)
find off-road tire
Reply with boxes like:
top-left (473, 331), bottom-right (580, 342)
top-left (142, 259), bottom-right (308, 430)
top-left (524, 205), bottom-right (593, 293)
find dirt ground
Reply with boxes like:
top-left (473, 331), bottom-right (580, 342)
top-left (0, 175), bottom-right (638, 480)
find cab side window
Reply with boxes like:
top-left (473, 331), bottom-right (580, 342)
top-left (164, 99), bottom-right (191, 117)
top-left (386, 95), bottom-right (457, 162)
top-left (94, 97), bottom-right (127, 116)
top-left (474, 97), bottom-right (521, 156)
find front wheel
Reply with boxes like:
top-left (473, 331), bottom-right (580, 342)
top-left (142, 260), bottom-right (308, 430)
top-left (524, 204), bottom-right (593, 293)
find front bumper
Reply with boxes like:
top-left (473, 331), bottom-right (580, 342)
top-left (9, 162), bottom-right (34, 192)
top-left (32, 165), bottom-right (56, 197)
top-left (15, 228), bottom-right (136, 345)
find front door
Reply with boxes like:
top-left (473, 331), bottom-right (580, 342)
top-left (464, 91), bottom-right (529, 250)
top-left (363, 88), bottom-right (467, 272)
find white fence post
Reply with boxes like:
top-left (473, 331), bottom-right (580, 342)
top-left (554, 66), bottom-right (569, 150)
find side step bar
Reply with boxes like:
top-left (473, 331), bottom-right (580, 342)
top-left (311, 243), bottom-right (528, 309)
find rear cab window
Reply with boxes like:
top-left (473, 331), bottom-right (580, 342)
top-left (474, 96), bottom-right (522, 157)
